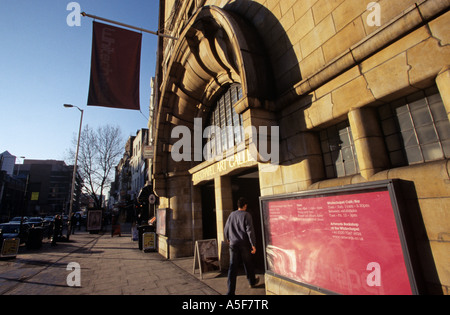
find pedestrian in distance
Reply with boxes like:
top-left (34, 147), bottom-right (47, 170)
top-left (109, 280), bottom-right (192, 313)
top-left (70, 213), bottom-right (77, 235)
top-left (224, 197), bottom-right (260, 295)
top-left (51, 214), bottom-right (63, 246)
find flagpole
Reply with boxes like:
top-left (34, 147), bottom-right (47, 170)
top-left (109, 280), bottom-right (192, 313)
top-left (81, 12), bottom-right (178, 40)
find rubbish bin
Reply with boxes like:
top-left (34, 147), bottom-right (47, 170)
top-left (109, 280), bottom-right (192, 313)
top-left (27, 228), bottom-right (43, 249)
top-left (138, 225), bottom-right (155, 250)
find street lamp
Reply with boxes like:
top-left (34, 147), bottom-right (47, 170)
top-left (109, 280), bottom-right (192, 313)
top-left (64, 104), bottom-right (84, 239)
top-left (17, 156), bottom-right (27, 230)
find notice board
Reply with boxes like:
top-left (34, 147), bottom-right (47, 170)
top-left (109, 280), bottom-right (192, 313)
top-left (156, 208), bottom-right (167, 236)
top-left (260, 180), bottom-right (418, 295)
top-left (87, 210), bottom-right (102, 231)
top-left (1, 238), bottom-right (20, 258)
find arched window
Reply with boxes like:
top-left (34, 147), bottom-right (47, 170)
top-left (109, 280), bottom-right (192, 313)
top-left (204, 84), bottom-right (244, 160)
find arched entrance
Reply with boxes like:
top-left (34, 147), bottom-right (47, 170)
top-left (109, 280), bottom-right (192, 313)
top-left (152, 6), bottom-right (276, 259)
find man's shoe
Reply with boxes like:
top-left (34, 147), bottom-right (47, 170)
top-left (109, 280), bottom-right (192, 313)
top-left (250, 276), bottom-right (260, 288)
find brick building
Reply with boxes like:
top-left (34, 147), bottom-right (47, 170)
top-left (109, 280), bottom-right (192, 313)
top-left (150, 0), bottom-right (450, 294)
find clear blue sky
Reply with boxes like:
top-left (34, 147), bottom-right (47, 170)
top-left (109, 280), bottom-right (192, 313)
top-left (0, 0), bottom-right (159, 162)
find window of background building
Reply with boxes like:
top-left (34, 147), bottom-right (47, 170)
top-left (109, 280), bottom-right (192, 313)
top-left (320, 121), bottom-right (359, 178)
top-left (204, 84), bottom-right (244, 160)
top-left (378, 86), bottom-right (449, 167)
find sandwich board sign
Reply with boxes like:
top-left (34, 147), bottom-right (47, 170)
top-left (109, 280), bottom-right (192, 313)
top-left (1, 238), bottom-right (20, 258)
top-left (193, 239), bottom-right (219, 279)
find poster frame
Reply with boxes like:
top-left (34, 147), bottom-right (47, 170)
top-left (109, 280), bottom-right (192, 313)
top-left (259, 179), bottom-right (419, 295)
top-left (87, 210), bottom-right (102, 231)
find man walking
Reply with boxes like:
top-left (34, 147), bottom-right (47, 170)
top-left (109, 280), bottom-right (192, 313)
top-left (224, 197), bottom-right (259, 295)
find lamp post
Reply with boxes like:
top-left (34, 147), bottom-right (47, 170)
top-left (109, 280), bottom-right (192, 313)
top-left (64, 104), bottom-right (84, 239)
top-left (16, 156), bottom-right (26, 230)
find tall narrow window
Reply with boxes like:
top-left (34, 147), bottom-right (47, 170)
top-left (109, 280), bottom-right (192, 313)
top-left (320, 120), bottom-right (359, 178)
top-left (204, 84), bottom-right (244, 160)
top-left (378, 86), bottom-right (449, 166)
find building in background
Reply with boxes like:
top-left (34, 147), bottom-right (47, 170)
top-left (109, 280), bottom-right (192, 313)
top-left (150, 0), bottom-right (450, 295)
top-left (0, 151), bottom-right (16, 176)
top-left (110, 128), bottom-right (152, 221)
top-left (110, 135), bottom-right (134, 212)
top-left (131, 128), bottom-right (149, 200)
top-left (0, 151), bottom-right (26, 221)
top-left (14, 159), bottom-right (82, 217)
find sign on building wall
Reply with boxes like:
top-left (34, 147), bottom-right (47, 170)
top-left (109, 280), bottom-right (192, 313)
top-left (143, 145), bottom-right (154, 159)
top-left (156, 208), bottom-right (167, 236)
top-left (31, 192), bottom-right (39, 201)
top-left (260, 180), bottom-right (419, 295)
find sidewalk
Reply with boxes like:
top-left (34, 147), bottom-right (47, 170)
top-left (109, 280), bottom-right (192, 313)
top-left (0, 224), bottom-right (265, 295)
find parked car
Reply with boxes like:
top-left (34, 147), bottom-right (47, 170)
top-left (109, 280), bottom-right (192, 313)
top-left (9, 216), bottom-right (28, 224)
top-left (43, 215), bottom-right (54, 225)
top-left (27, 217), bottom-right (44, 228)
top-left (0, 222), bottom-right (30, 244)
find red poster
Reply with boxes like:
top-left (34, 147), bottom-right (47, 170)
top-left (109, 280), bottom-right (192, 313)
top-left (262, 189), bottom-right (414, 295)
top-left (88, 21), bottom-right (142, 110)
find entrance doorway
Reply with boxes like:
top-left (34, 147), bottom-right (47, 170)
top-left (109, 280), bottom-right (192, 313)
top-left (231, 171), bottom-right (264, 271)
top-left (201, 182), bottom-right (217, 239)
top-left (198, 170), bottom-right (264, 271)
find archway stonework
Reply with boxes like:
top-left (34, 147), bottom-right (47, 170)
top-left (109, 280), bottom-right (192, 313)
top-left (153, 5), bottom-right (275, 195)
top-left (152, 6), bottom-right (276, 258)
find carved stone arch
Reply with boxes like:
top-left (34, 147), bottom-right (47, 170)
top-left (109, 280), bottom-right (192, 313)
top-left (153, 5), bottom-right (274, 194)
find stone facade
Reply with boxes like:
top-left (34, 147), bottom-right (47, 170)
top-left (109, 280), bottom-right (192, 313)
top-left (152, 0), bottom-right (450, 294)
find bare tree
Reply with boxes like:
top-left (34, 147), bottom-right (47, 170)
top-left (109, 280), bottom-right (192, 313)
top-left (68, 124), bottom-right (123, 209)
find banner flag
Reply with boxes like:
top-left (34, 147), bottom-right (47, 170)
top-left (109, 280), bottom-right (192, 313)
top-left (88, 21), bottom-right (142, 110)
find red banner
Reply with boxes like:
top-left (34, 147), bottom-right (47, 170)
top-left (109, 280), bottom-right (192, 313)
top-left (88, 21), bottom-right (142, 110)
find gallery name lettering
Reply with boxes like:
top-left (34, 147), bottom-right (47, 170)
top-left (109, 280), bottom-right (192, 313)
top-left (171, 118), bottom-right (279, 172)
top-left (99, 27), bottom-right (116, 84)
top-left (192, 149), bottom-right (254, 183)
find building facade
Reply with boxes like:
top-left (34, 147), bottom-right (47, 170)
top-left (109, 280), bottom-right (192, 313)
top-left (110, 128), bottom-right (153, 221)
top-left (0, 152), bottom-right (26, 221)
top-left (152, 0), bottom-right (450, 294)
top-left (16, 160), bottom-right (81, 217)
top-left (110, 136), bottom-right (134, 207)
top-left (131, 128), bottom-right (150, 200)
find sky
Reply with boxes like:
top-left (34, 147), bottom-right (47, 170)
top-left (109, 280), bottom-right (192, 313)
top-left (0, 0), bottom-right (159, 162)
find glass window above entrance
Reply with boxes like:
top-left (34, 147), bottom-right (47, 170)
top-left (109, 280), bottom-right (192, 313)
top-left (204, 84), bottom-right (244, 160)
